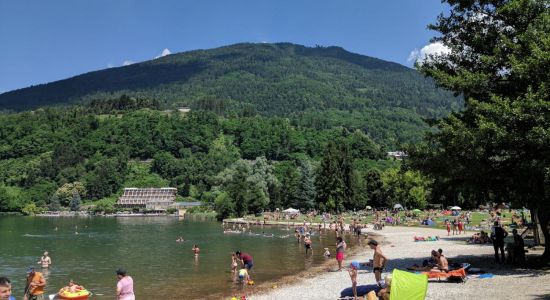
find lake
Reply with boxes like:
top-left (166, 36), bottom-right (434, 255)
top-left (0, 216), bottom-right (356, 299)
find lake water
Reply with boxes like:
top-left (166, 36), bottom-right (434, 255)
top-left (0, 216), bottom-right (356, 299)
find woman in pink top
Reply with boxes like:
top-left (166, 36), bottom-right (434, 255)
top-left (116, 268), bottom-right (135, 300)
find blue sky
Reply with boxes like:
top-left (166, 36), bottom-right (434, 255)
top-left (0, 0), bottom-right (449, 93)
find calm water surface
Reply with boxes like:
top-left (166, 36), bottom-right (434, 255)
top-left (0, 216), bottom-right (357, 299)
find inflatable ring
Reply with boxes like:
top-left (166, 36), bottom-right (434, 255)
top-left (58, 289), bottom-right (90, 300)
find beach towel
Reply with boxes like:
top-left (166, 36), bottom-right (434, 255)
top-left (339, 284), bottom-right (379, 297)
top-left (423, 268), bottom-right (467, 282)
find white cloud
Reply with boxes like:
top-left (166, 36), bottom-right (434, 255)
top-left (154, 48), bottom-right (171, 59)
top-left (107, 63), bottom-right (115, 68)
top-left (408, 42), bottom-right (451, 65)
top-left (122, 60), bottom-right (134, 66)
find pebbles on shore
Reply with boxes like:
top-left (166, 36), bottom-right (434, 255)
top-left (250, 226), bottom-right (550, 300)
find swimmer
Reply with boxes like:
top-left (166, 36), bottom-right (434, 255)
top-left (192, 245), bottom-right (200, 256)
top-left (38, 251), bottom-right (52, 268)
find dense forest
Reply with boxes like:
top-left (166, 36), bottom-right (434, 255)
top-left (0, 43), bottom-right (459, 117)
top-left (0, 99), bottom-right (432, 218)
top-left (0, 43), bottom-right (462, 218)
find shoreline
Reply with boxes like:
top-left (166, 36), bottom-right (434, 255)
top-left (213, 231), bottom-right (383, 300)
top-left (248, 226), bottom-right (550, 300)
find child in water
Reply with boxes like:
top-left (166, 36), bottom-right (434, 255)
top-left (59, 279), bottom-right (84, 293)
top-left (231, 253), bottom-right (238, 273)
top-left (238, 268), bottom-right (250, 285)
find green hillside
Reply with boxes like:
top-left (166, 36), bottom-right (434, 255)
top-left (0, 43), bottom-right (459, 117)
top-left (0, 43), bottom-right (460, 216)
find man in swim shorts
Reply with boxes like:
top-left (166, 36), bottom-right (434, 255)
top-left (368, 240), bottom-right (387, 286)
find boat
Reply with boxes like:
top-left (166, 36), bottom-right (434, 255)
top-left (57, 288), bottom-right (90, 300)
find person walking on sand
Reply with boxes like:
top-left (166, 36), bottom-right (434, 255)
top-left (0, 277), bottom-right (14, 300)
top-left (24, 267), bottom-right (46, 300)
top-left (368, 240), bottom-right (387, 286)
top-left (116, 268), bottom-right (135, 300)
top-left (336, 236), bottom-right (347, 271)
top-left (446, 221), bottom-right (451, 236)
top-left (37, 252), bottom-right (51, 269)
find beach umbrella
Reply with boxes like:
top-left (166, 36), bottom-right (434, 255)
top-left (413, 209), bottom-right (422, 212)
top-left (393, 204), bottom-right (403, 210)
top-left (365, 206), bottom-right (372, 210)
top-left (282, 208), bottom-right (299, 214)
top-left (450, 206), bottom-right (462, 210)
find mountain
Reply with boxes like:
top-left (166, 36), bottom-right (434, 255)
top-left (0, 43), bottom-right (459, 117)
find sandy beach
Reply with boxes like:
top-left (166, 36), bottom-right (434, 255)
top-left (249, 226), bottom-right (550, 300)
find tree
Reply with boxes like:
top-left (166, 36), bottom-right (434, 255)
top-left (315, 140), bottom-right (354, 212)
top-left (410, 0), bottom-right (550, 259)
top-left (365, 169), bottom-right (385, 208)
top-left (48, 194), bottom-right (61, 211)
top-left (69, 192), bottom-right (81, 211)
top-left (295, 159), bottom-right (317, 210)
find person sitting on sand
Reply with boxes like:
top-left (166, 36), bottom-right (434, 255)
top-left (431, 251), bottom-right (448, 272)
top-left (347, 261), bottom-right (359, 300)
top-left (60, 279), bottom-right (84, 293)
top-left (377, 275), bottom-right (392, 300)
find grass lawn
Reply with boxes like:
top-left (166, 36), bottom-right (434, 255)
top-left (243, 210), bottom-right (528, 231)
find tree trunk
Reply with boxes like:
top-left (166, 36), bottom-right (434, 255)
top-left (535, 209), bottom-right (550, 260)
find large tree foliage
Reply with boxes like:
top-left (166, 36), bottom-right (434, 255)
top-left (410, 0), bottom-right (550, 258)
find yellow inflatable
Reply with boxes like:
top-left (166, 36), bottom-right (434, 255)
top-left (57, 288), bottom-right (90, 300)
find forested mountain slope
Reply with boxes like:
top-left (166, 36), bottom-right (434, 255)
top-left (0, 43), bottom-right (459, 118)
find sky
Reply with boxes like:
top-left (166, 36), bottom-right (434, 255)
top-left (0, 0), bottom-right (450, 93)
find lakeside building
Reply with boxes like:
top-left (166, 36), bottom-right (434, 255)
top-left (387, 151), bottom-right (407, 160)
top-left (117, 187), bottom-right (177, 211)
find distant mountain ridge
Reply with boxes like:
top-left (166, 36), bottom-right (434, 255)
top-left (0, 42), bottom-right (459, 117)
